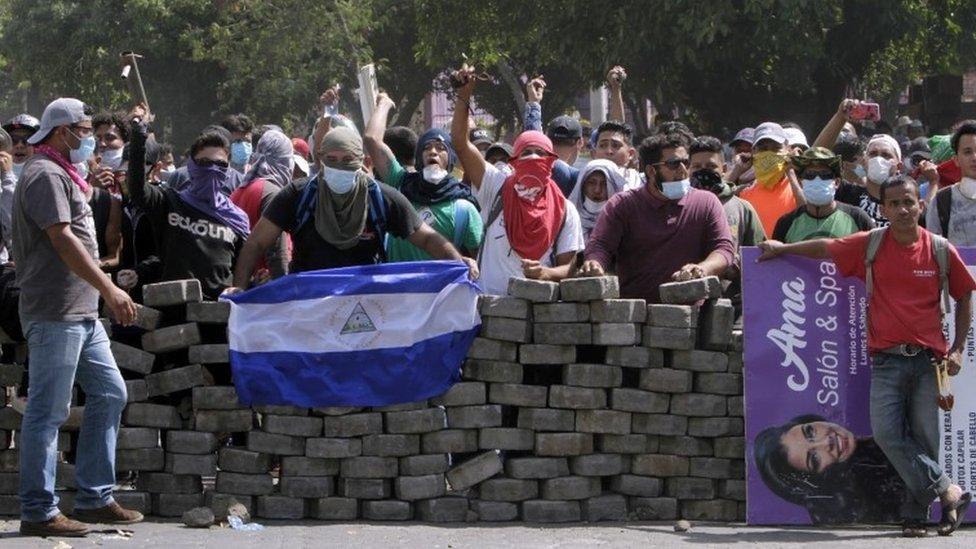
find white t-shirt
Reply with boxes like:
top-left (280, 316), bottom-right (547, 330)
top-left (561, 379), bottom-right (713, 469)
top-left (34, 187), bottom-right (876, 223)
top-left (926, 184), bottom-right (976, 246)
top-left (476, 163), bottom-right (585, 296)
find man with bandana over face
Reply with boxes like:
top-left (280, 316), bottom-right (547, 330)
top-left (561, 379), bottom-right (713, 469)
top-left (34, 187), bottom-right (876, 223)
top-left (580, 133), bottom-right (735, 303)
top-left (451, 66), bottom-right (585, 296)
top-left (365, 92), bottom-right (483, 261)
top-left (739, 122), bottom-right (804, 236)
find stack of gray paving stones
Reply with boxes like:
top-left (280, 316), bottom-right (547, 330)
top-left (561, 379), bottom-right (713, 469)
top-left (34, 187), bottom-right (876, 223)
top-left (0, 274), bottom-right (745, 522)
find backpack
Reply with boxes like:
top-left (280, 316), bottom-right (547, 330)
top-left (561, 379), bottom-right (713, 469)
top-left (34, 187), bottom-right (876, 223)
top-left (864, 227), bottom-right (951, 316)
top-left (935, 186), bottom-right (953, 237)
top-left (294, 178), bottom-right (388, 262)
top-left (476, 193), bottom-right (568, 266)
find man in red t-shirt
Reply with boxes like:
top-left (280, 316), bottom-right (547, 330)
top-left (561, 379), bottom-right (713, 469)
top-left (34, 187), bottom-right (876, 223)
top-left (758, 175), bottom-right (975, 536)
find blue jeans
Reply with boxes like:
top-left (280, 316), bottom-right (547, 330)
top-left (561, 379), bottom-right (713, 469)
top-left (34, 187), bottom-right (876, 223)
top-left (19, 320), bottom-right (127, 522)
top-left (870, 352), bottom-right (951, 522)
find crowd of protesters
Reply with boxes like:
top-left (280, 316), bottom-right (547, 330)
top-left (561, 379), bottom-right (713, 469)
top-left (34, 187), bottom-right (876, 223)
top-left (2, 63), bottom-right (976, 537)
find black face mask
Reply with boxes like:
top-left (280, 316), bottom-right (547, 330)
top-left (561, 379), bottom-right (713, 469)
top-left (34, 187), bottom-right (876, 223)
top-left (690, 168), bottom-right (724, 194)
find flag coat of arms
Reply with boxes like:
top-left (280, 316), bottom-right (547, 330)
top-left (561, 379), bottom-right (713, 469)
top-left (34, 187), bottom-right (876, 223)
top-left (223, 260), bottom-right (482, 407)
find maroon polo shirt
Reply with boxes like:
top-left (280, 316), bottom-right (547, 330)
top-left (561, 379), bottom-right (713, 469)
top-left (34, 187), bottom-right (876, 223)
top-left (585, 186), bottom-right (735, 303)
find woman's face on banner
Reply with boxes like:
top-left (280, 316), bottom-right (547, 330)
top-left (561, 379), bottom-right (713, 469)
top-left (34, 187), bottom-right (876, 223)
top-left (780, 421), bottom-right (856, 474)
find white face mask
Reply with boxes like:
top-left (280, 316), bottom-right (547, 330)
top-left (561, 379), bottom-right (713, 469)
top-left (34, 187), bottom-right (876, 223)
top-left (960, 177), bottom-right (976, 200)
top-left (100, 147), bottom-right (124, 170)
top-left (494, 161), bottom-right (512, 175)
top-left (866, 156), bottom-right (895, 184)
top-left (422, 164), bottom-right (448, 184)
top-left (583, 196), bottom-right (607, 213)
top-left (322, 165), bottom-right (358, 194)
top-left (12, 162), bottom-right (24, 179)
top-left (74, 161), bottom-right (89, 180)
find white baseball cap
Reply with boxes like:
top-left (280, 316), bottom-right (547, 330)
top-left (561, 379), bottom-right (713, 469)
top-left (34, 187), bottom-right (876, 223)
top-left (751, 122), bottom-right (788, 147)
top-left (783, 128), bottom-right (809, 150)
top-left (28, 98), bottom-right (92, 145)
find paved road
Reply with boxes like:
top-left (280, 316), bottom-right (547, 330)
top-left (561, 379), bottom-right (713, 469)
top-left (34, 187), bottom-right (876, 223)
top-left (2, 519), bottom-right (975, 548)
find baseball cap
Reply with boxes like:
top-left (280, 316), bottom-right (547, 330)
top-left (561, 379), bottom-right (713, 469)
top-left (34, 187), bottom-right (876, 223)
top-left (729, 127), bottom-right (754, 146)
top-left (783, 128), bottom-right (809, 150)
top-left (292, 138), bottom-right (310, 160)
top-left (896, 115), bottom-right (912, 128)
top-left (2, 113), bottom-right (40, 134)
top-left (293, 154), bottom-right (310, 176)
top-left (909, 119), bottom-right (924, 129)
top-left (546, 115), bottom-right (582, 141)
top-left (752, 122), bottom-right (787, 147)
top-left (469, 128), bottom-right (492, 147)
top-left (28, 98), bottom-right (92, 145)
top-left (907, 137), bottom-right (931, 160)
top-left (484, 142), bottom-right (513, 160)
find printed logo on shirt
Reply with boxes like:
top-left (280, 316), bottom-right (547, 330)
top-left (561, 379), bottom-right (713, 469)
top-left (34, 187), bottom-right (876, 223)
top-left (913, 269), bottom-right (937, 278)
top-left (419, 208), bottom-right (435, 224)
top-left (167, 212), bottom-right (236, 243)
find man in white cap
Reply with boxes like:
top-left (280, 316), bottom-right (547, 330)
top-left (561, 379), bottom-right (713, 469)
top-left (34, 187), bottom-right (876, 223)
top-left (738, 121), bottom-right (804, 236)
top-left (783, 126), bottom-right (809, 155)
top-left (12, 98), bottom-right (142, 537)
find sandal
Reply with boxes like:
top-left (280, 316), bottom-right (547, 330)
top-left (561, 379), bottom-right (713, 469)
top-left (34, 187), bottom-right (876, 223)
top-left (902, 521), bottom-right (927, 537)
top-left (938, 491), bottom-right (972, 536)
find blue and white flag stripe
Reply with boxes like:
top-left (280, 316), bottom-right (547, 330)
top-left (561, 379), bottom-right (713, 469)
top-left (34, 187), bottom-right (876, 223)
top-left (223, 260), bottom-right (481, 407)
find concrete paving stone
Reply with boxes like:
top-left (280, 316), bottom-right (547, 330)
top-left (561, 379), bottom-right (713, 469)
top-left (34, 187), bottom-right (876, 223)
top-left (582, 493), bottom-right (628, 522)
top-left (646, 304), bottom-right (699, 328)
top-left (415, 497), bottom-right (469, 522)
top-left (307, 497), bottom-right (358, 520)
top-left (478, 477), bottom-right (539, 501)
top-left (479, 427), bottom-right (535, 451)
top-left (194, 409), bottom-right (253, 432)
top-left (731, 329), bottom-right (744, 351)
top-left (261, 414), bottom-right (322, 437)
top-left (0, 494), bottom-right (19, 514)
top-left (688, 417), bottom-right (744, 437)
top-left (559, 276), bottom-right (619, 302)
top-left (0, 363), bottom-right (23, 386)
top-left (575, 409), bottom-right (631, 434)
top-left (541, 476), bottom-right (601, 500)
top-left (340, 456), bottom-right (398, 478)
top-left (534, 433), bottom-right (593, 457)
top-left (312, 406), bottom-right (364, 416)
top-left (399, 454), bottom-right (450, 476)
top-left (659, 436), bottom-right (714, 456)
top-left (610, 388), bottom-right (670, 414)
top-left (682, 498), bottom-right (739, 521)
top-left (610, 474), bottom-right (663, 497)
top-left (517, 407), bottom-right (575, 431)
top-left (631, 454), bottom-right (690, 477)
top-left (629, 496), bottom-right (678, 520)
top-left (548, 385), bottom-right (607, 409)
top-left (690, 457), bottom-right (737, 479)
top-left (727, 352), bottom-right (743, 374)
top-left (0, 450), bottom-right (14, 472)
top-left (339, 478), bottom-right (391, 499)
top-left (113, 490), bottom-right (152, 514)
top-left (698, 298), bottom-right (735, 351)
top-left (563, 363), bottom-right (622, 388)
top-left (447, 404), bottom-right (502, 428)
top-left (55, 462), bottom-right (76, 489)
top-left (658, 276), bottom-right (721, 304)
top-left (507, 278), bottom-right (559, 302)
top-left (185, 300), bottom-right (231, 323)
top-left (714, 436), bottom-right (745, 459)
top-left (430, 382), bottom-right (486, 406)
top-left (141, 322), bottom-right (201, 353)
top-left (729, 395), bottom-right (744, 417)
top-left (505, 457), bottom-right (570, 479)
top-left (470, 500), bottom-right (519, 521)
top-left (218, 447), bottom-right (273, 474)
top-left (479, 295), bottom-right (531, 319)
top-left (372, 400), bottom-right (429, 412)
top-left (467, 337), bottom-right (519, 362)
top-left (0, 472), bottom-right (19, 493)
top-left (638, 368), bottom-right (693, 393)
top-left (165, 452), bottom-right (217, 475)
top-left (192, 386), bottom-right (243, 410)
top-left (142, 279), bottom-right (203, 307)
top-left (321, 412), bottom-right (382, 437)
top-left (532, 302), bottom-right (589, 323)
top-left (279, 476), bottom-right (334, 498)
top-left (533, 323), bottom-right (591, 345)
top-left (256, 495), bottom-right (306, 519)
top-left (115, 448), bottom-right (165, 471)
top-left (153, 492), bottom-right (205, 517)
top-left (590, 299), bottom-right (646, 323)
top-left (146, 364), bottom-right (212, 397)
top-left (215, 472), bottom-right (274, 495)
top-left (719, 479), bottom-right (747, 501)
top-left (597, 434), bottom-right (657, 454)
top-left (666, 476), bottom-right (716, 500)
top-left (361, 434), bottom-right (420, 457)
top-left (187, 344), bottom-right (229, 364)
top-left (393, 473), bottom-right (446, 500)
top-left (479, 316), bottom-right (532, 343)
top-left (518, 344), bottom-right (576, 365)
top-left (462, 359), bottom-right (523, 383)
top-left (361, 499), bottom-right (413, 521)
top-left (384, 408), bottom-right (446, 434)
top-left (522, 499), bottom-right (581, 522)
top-left (421, 429), bottom-right (479, 453)
top-left (117, 427), bottom-right (160, 450)
top-left (569, 453), bottom-right (626, 476)
top-left (125, 379), bottom-right (149, 402)
top-left (642, 326), bottom-right (696, 350)
top-left (694, 373), bottom-right (743, 395)
top-left (205, 492), bottom-right (254, 521)
top-left (0, 407), bottom-right (20, 430)
top-left (280, 456), bottom-right (339, 476)
top-left (254, 405), bottom-right (308, 416)
top-left (446, 450), bottom-right (503, 490)
top-left (670, 393), bottom-right (727, 417)
top-left (604, 346), bottom-right (664, 368)
top-left (489, 383), bottom-right (547, 407)
top-left (670, 349), bottom-right (730, 372)
top-left (591, 323), bottom-right (641, 346)
top-left (111, 341), bottom-right (156, 375)
top-left (632, 413), bottom-right (688, 436)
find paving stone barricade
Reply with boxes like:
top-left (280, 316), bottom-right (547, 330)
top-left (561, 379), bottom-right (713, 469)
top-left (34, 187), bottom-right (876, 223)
top-left (0, 275), bottom-right (744, 522)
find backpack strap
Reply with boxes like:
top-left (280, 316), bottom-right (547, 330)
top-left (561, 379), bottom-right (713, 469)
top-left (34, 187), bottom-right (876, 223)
top-left (366, 181), bottom-right (388, 263)
top-left (936, 186), bottom-right (953, 237)
top-left (476, 193), bottom-right (505, 266)
top-left (452, 200), bottom-right (470, 251)
top-left (931, 233), bottom-right (952, 316)
top-left (864, 227), bottom-right (887, 301)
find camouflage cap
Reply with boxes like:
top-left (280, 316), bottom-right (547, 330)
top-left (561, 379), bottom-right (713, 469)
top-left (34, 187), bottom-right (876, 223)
top-left (789, 146), bottom-right (840, 175)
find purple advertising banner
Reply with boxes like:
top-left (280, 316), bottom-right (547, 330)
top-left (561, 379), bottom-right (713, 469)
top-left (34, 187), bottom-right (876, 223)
top-left (743, 245), bottom-right (976, 525)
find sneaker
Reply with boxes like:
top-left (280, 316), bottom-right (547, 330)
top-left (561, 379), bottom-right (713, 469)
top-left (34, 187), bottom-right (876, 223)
top-left (20, 513), bottom-right (91, 537)
top-left (72, 501), bottom-right (144, 524)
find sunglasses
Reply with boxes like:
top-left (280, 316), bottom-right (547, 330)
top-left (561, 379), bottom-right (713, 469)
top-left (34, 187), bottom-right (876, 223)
top-left (195, 158), bottom-right (229, 169)
top-left (655, 157), bottom-right (691, 170)
top-left (801, 170), bottom-right (835, 180)
top-left (10, 135), bottom-right (31, 145)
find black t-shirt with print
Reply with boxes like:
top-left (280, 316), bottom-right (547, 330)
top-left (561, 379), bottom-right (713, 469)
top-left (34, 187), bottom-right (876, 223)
top-left (836, 181), bottom-right (889, 227)
top-left (263, 177), bottom-right (422, 273)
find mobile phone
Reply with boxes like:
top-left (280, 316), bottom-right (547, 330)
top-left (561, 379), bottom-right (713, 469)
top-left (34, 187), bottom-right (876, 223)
top-left (849, 102), bottom-right (880, 122)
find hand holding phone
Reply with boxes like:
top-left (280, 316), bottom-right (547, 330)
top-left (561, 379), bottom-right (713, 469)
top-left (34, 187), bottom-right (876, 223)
top-left (849, 102), bottom-right (880, 122)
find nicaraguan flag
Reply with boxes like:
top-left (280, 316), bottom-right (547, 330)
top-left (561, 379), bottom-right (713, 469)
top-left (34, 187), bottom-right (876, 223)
top-left (223, 260), bottom-right (481, 407)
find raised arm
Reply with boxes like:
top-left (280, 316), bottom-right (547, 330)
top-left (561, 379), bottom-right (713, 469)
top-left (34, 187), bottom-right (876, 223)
top-left (523, 76), bottom-right (545, 132)
top-left (812, 98), bottom-right (858, 149)
top-left (450, 66), bottom-right (488, 190)
top-left (607, 66), bottom-right (627, 122)
top-left (127, 112), bottom-right (165, 212)
top-left (363, 93), bottom-right (398, 182)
